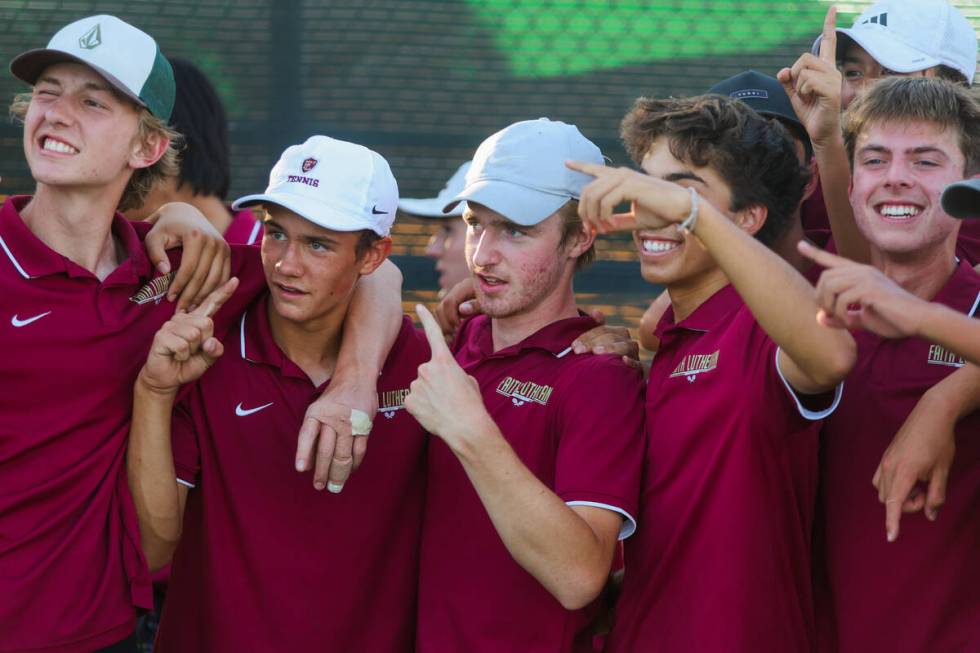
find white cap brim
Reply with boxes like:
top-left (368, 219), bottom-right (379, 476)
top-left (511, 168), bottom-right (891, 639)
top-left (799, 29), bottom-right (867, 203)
top-left (399, 196), bottom-right (463, 218)
top-left (941, 179), bottom-right (980, 220)
top-left (813, 28), bottom-right (939, 73)
top-left (443, 179), bottom-right (570, 226)
top-left (232, 191), bottom-right (388, 235)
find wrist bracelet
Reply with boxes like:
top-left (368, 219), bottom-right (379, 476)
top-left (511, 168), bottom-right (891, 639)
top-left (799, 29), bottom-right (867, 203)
top-left (677, 187), bottom-right (699, 235)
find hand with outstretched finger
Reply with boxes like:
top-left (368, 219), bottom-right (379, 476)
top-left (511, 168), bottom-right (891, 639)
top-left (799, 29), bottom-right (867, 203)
top-left (776, 6), bottom-right (843, 146)
top-left (405, 304), bottom-right (493, 445)
top-left (565, 161), bottom-right (692, 235)
top-left (872, 392), bottom-right (955, 542)
top-left (138, 277), bottom-right (240, 395)
top-left (799, 240), bottom-right (926, 337)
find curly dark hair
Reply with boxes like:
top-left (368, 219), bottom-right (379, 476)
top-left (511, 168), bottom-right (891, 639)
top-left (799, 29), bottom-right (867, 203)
top-left (621, 94), bottom-right (811, 247)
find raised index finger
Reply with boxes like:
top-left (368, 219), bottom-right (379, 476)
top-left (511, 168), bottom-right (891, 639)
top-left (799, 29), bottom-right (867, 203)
top-left (191, 276), bottom-right (239, 318)
top-left (818, 5), bottom-right (838, 63)
top-left (565, 160), bottom-right (607, 178)
top-left (416, 303), bottom-right (452, 357)
top-left (797, 240), bottom-right (849, 269)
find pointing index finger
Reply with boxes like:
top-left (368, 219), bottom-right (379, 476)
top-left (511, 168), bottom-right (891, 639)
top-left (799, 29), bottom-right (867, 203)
top-left (819, 5), bottom-right (838, 64)
top-left (565, 160), bottom-right (606, 178)
top-left (191, 276), bottom-right (239, 318)
top-left (797, 240), bottom-right (848, 269)
top-left (416, 304), bottom-right (452, 356)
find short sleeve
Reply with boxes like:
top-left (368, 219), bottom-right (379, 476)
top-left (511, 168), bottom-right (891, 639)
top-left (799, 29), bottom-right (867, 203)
top-left (553, 356), bottom-right (646, 539)
top-left (171, 393), bottom-right (202, 488)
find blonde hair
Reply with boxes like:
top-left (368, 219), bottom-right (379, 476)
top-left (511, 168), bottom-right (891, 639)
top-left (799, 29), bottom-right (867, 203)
top-left (557, 200), bottom-right (596, 271)
top-left (10, 91), bottom-right (181, 211)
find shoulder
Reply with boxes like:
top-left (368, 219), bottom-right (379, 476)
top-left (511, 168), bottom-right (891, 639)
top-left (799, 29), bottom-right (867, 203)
top-left (553, 351), bottom-right (645, 404)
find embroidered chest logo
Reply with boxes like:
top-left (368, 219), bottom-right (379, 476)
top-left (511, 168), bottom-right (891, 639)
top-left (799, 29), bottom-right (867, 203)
top-left (130, 271), bottom-right (175, 305)
top-left (495, 376), bottom-right (554, 407)
top-left (927, 344), bottom-right (965, 369)
top-left (670, 350), bottom-right (720, 383)
top-left (378, 388), bottom-right (410, 419)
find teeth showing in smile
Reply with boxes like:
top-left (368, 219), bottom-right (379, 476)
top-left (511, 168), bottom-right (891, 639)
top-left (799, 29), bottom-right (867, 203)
top-left (43, 138), bottom-right (78, 154)
top-left (641, 239), bottom-right (679, 253)
top-left (879, 205), bottom-right (920, 219)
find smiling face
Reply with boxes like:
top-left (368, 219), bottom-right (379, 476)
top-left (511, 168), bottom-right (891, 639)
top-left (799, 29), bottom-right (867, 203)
top-left (464, 202), bottom-right (583, 320)
top-left (634, 137), bottom-right (737, 287)
top-left (425, 218), bottom-right (469, 292)
top-left (261, 206), bottom-right (388, 329)
top-left (23, 62), bottom-right (143, 193)
top-left (849, 120), bottom-right (965, 259)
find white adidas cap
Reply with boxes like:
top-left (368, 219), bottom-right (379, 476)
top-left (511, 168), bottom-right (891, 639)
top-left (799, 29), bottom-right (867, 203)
top-left (232, 135), bottom-right (398, 237)
top-left (444, 118), bottom-right (604, 226)
top-left (10, 15), bottom-right (175, 120)
top-left (812, 0), bottom-right (977, 83)
top-left (398, 161), bottom-right (472, 218)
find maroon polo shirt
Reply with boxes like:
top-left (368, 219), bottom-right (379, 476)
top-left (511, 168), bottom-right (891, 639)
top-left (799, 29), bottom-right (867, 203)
top-left (417, 314), bottom-right (646, 653)
top-left (0, 195), bottom-right (264, 653)
top-left (155, 305), bottom-right (429, 653)
top-left (816, 260), bottom-right (980, 653)
top-left (606, 283), bottom-right (841, 653)
top-left (223, 207), bottom-right (263, 246)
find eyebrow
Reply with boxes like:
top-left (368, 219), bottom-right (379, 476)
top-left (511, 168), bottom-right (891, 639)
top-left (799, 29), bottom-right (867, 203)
top-left (662, 171), bottom-right (707, 185)
top-left (858, 144), bottom-right (951, 158)
top-left (35, 75), bottom-right (114, 94)
top-left (264, 219), bottom-right (340, 243)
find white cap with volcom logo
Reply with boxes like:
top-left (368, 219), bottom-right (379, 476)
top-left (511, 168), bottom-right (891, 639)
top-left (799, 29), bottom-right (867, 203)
top-left (232, 135), bottom-right (399, 237)
top-left (10, 14), bottom-right (176, 120)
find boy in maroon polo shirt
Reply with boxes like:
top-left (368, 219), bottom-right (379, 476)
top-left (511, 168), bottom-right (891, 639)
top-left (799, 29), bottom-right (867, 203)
top-left (568, 94), bottom-right (857, 652)
top-left (1, 17), bottom-right (402, 653)
top-left (405, 118), bottom-right (646, 653)
top-left (798, 77), bottom-right (980, 653)
top-left (128, 136), bottom-right (428, 653)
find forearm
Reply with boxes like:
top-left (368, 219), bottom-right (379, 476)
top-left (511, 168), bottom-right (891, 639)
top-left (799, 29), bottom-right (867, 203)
top-left (917, 303), bottom-right (980, 368)
top-left (334, 259), bottom-right (403, 383)
top-left (923, 363), bottom-right (980, 423)
top-left (449, 419), bottom-right (616, 610)
top-left (695, 204), bottom-right (855, 388)
top-left (128, 379), bottom-right (183, 570)
top-left (814, 136), bottom-right (870, 263)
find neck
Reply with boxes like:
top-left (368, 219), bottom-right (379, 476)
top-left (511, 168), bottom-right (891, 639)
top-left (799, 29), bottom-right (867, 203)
top-left (872, 240), bottom-right (958, 301)
top-left (266, 299), bottom-right (347, 387)
top-left (667, 266), bottom-right (731, 322)
top-left (491, 279), bottom-right (579, 352)
top-left (773, 215), bottom-right (810, 274)
top-left (19, 183), bottom-right (127, 279)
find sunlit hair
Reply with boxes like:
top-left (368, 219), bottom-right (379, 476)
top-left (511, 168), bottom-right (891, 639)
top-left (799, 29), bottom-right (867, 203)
top-left (10, 90), bottom-right (181, 212)
top-left (557, 200), bottom-right (595, 272)
top-left (842, 76), bottom-right (980, 176)
top-left (621, 94), bottom-right (810, 247)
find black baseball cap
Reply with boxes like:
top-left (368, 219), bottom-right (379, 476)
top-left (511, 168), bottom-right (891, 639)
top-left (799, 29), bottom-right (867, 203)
top-left (941, 179), bottom-right (980, 219)
top-left (708, 70), bottom-right (812, 160)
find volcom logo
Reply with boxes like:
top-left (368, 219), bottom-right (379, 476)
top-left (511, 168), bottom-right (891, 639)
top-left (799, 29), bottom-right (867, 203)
top-left (495, 376), bottom-right (553, 407)
top-left (862, 12), bottom-right (887, 26)
top-left (79, 24), bottom-right (102, 50)
top-left (670, 350), bottom-right (720, 383)
top-left (378, 388), bottom-right (410, 419)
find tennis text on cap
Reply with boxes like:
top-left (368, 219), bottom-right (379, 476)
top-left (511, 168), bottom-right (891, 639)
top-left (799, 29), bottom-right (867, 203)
top-left (378, 388), bottom-right (410, 418)
top-left (495, 376), bottom-right (554, 407)
top-left (79, 23), bottom-right (102, 49)
top-left (927, 344), bottom-right (965, 368)
top-left (670, 350), bottom-right (720, 383)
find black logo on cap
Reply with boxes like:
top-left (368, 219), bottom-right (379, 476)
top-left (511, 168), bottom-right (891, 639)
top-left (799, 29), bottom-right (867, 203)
top-left (862, 12), bottom-right (887, 26)
top-left (371, 205), bottom-right (388, 215)
top-left (79, 24), bottom-right (102, 50)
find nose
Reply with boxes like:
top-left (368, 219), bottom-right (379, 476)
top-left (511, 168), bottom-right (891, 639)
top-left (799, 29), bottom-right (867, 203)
top-left (42, 94), bottom-right (74, 127)
top-left (882, 157), bottom-right (913, 189)
top-left (274, 240), bottom-right (303, 277)
top-left (425, 231), bottom-right (444, 260)
top-left (468, 228), bottom-right (500, 270)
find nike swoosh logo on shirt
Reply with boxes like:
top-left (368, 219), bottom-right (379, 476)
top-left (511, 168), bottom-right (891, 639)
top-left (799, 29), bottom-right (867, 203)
top-left (235, 401), bottom-right (274, 417)
top-left (11, 311), bottom-right (52, 327)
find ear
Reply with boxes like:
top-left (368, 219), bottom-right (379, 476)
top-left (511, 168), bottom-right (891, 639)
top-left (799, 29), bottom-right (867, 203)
top-left (733, 203), bottom-right (768, 237)
top-left (130, 129), bottom-right (170, 171)
top-left (357, 236), bottom-right (392, 276)
top-left (802, 159), bottom-right (820, 202)
top-left (563, 220), bottom-right (596, 262)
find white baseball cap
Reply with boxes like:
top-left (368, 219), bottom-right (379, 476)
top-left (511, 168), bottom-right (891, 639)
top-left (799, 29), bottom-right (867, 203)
top-left (941, 179), bottom-right (980, 220)
top-left (398, 161), bottom-right (472, 218)
top-left (10, 15), bottom-right (175, 120)
top-left (443, 118), bottom-right (604, 226)
top-left (812, 0), bottom-right (977, 83)
top-left (232, 135), bottom-right (398, 237)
